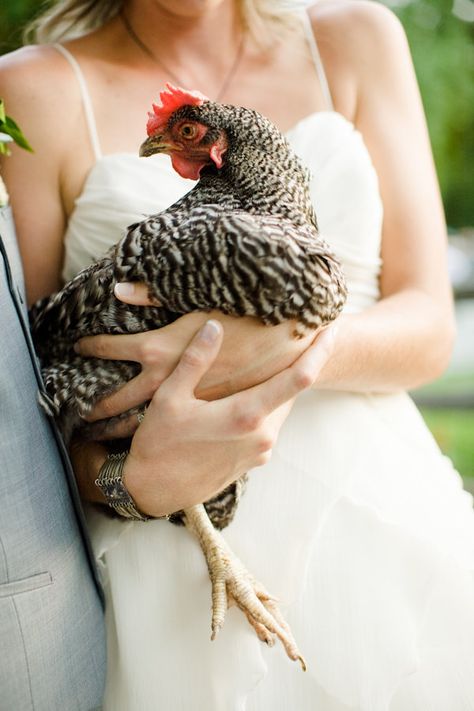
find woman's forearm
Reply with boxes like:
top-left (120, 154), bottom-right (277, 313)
top-left (314, 288), bottom-right (455, 393)
top-left (79, 284), bottom-right (455, 423)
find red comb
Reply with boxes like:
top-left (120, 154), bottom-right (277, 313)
top-left (146, 83), bottom-right (209, 136)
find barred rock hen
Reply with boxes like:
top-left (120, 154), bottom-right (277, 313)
top-left (30, 84), bottom-right (347, 668)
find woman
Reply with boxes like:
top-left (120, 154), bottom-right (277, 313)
top-left (1, 0), bottom-right (473, 709)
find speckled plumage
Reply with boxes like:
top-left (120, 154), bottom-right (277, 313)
top-left (30, 98), bottom-right (347, 529)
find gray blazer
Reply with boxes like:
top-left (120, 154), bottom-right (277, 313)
top-left (0, 207), bottom-right (106, 710)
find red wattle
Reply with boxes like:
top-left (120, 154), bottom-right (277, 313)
top-left (170, 153), bottom-right (208, 181)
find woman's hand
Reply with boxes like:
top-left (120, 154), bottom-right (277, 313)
top-left (72, 319), bottom-right (336, 517)
top-left (74, 282), bottom-right (317, 424)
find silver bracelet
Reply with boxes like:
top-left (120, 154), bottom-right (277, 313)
top-left (95, 451), bottom-right (150, 522)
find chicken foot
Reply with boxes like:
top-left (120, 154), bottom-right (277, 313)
top-left (184, 503), bottom-right (306, 670)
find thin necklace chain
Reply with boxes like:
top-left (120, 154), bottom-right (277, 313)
top-left (120, 10), bottom-right (245, 102)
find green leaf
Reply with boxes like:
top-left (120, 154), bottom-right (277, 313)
top-left (0, 115), bottom-right (33, 152)
top-left (0, 98), bottom-right (33, 152)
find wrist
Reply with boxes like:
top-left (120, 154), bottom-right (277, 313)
top-left (122, 451), bottom-right (171, 519)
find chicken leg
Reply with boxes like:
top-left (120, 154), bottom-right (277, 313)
top-left (184, 503), bottom-right (306, 670)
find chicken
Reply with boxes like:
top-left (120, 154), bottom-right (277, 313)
top-left (30, 84), bottom-right (347, 668)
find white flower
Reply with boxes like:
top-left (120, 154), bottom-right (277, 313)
top-left (0, 176), bottom-right (9, 207)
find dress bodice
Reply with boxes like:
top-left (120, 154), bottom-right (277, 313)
top-left (62, 110), bottom-right (383, 314)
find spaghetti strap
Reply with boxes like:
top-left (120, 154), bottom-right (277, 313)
top-left (301, 12), bottom-right (335, 112)
top-left (53, 43), bottom-right (102, 160)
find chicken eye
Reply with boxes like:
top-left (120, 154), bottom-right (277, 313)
top-left (180, 123), bottom-right (198, 140)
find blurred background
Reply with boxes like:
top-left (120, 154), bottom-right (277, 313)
top-left (0, 0), bottom-right (473, 487)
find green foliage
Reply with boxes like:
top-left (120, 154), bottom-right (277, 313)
top-left (0, 0), bottom-right (44, 53)
top-left (0, 98), bottom-right (33, 154)
top-left (420, 407), bottom-right (474, 478)
top-left (392, 0), bottom-right (474, 227)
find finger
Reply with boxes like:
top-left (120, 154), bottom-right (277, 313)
top-left (242, 325), bottom-right (336, 415)
top-left (114, 282), bottom-right (161, 306)
top-left (91, 412), bottom-right (141, 440)
top-left (156, 319), bottom-right (223, 400)
top-left (74, 331), bottom-right (146, 360)
top-left (86, 372), bottom-right (152, 421)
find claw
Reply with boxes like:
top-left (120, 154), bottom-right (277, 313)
top-left (244, 612), bottom-right (275, 646)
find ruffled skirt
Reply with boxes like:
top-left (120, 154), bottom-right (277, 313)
top-left (88, 390), bottom-right (474, 711)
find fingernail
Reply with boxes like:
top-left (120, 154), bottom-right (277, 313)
top-left (198, 319), bottom-right (220, 343)
top-left (114, 282), bottom-right (135, 298)
top-left (73, 342), bottom-right (81, 354)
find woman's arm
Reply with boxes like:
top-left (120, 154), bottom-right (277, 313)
top-left (1, 48), bottom-right (67, 303)
top-left (0, 46), bottom-right (95, 304)
top-left (310, 1), bottom-right (455, 392)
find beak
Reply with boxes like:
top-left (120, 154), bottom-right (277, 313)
top-left (139, 134), bottom-right (182, 157)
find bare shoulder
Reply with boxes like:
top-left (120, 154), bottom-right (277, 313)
top-left (0, 44), bottom-right (80, 148)
top-left (309, 0), bottom-right (406, 49)
top-left (307, 1), bottom-right (410, 117)
top-left (0, 44), bottom-right (73, 99)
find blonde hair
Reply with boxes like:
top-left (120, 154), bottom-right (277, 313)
top-left (24, 0), bottom-right (122, 43)
top-left (24, 0), bottom-right (306, 45)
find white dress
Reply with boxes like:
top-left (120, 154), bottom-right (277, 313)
top-left (56, 30), bottom-right (474, 711)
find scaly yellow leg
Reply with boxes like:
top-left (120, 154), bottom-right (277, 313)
top-left (184, 503), bottom-right (306, 670)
